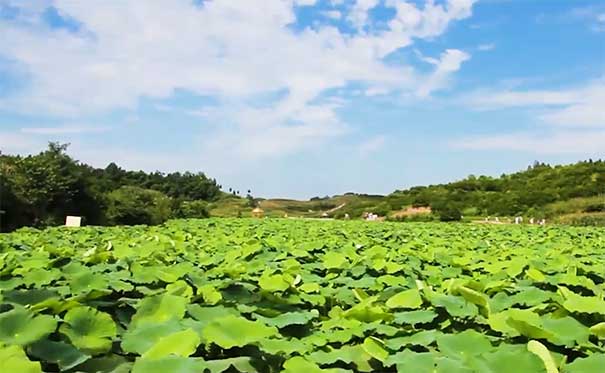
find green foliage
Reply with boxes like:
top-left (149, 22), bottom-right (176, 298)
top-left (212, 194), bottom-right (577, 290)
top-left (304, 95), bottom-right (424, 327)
top-left (1, 143), bottom-right (221, 231)
top-left (174, 200), bottom-right (210, 219)
top-left (0, 219), bottom-right (604, 371)
top-left (106, 186), bottom-right (172, 225)
top-left (433, 204), bottom-right (462, 222)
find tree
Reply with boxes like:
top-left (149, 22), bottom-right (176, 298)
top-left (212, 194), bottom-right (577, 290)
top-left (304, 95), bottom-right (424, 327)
top-left (175, 200), bottom-right (210, 219)
top-left (5, 143), bottom-right (81, 225)
top-left (105, 186), bottom-right (171, 225)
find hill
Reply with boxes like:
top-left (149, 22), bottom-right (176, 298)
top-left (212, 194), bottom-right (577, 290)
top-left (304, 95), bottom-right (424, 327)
top-left (211, 160), bottom-right (605, 224)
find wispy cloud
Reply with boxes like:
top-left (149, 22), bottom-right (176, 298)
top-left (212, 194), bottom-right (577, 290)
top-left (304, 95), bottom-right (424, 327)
top-left (477, 43), bottom-right (495, 51)
top-left (20, 125), bottom-right (111, 135)
top-left (359, 135), bottom-right (386, 157)
top-left (464, 77), bottom-right (605, 128)
top-left (455, 77), bottom-right (605, 154)
top-left (453, 130), bottom-right (605, 155)
top-left (0, 0), bottom-right (475, 160)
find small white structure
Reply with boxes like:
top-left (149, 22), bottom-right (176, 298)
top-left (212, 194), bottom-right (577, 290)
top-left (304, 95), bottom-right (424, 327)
top-left (529, 218), bottom-right (535, 224)
top-left (514, 216), bottom-right (523, 224)
top-left (344, 213), bottom-right (350, 220)
top-left (65, 216), bottom-right (82, 227)
top-left (365, 212), bottom-right (379, 221)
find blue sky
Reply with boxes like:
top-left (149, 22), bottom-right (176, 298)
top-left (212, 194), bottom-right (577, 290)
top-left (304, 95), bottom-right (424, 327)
top-left (0, 0), bottom-right (604, 198)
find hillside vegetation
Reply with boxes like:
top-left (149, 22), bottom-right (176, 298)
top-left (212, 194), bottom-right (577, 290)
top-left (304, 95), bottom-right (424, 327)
top-left (211, 161), bottom-right (605, 224)
top-left (0, 143), bottom-right (221, 232)
top-left (2, 143), bottom-right (604, 230)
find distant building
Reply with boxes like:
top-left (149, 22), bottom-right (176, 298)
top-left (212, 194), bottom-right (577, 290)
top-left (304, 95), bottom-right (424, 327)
top-left (65, 216), bottom-right (82, 227)
top-left (251, 207), bottom-right (264, 218)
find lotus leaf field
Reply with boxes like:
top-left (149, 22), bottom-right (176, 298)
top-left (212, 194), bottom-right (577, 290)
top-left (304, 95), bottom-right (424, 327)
top-left (1, 219), bottom-right (605, 373)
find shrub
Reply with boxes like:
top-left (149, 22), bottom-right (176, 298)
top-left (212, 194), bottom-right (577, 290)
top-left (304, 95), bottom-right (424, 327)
top-left (436, 205), bottom-right (462, 222)
top-left (583, 203), bottom-right (605, 213)
top-left (176, 200), bottom-right (210, 219)
top-left (106, 186), bottom-right (171, 226)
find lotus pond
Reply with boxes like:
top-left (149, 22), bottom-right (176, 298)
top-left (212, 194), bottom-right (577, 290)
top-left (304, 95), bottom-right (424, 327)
top-left (1, 219), bottom-right (605, 372)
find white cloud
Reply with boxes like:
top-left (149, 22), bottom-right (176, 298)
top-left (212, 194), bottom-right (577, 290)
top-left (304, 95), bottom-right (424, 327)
top-left (0, 0), bottom-right (475, 160)
top-left (477, 43), bottom-right (495, 51)
top-left (465, 78), bottom-right (605, 127)
top-left (416, 49), bottom-right (470, 98)
top-left (455, 77), bottom-right (605, 155)
top-left (21, 125), bottom-right (110, 135)
top-left (323, 10), bottom-right (342, 20)
top-left (348, 0), bottom-right (380, 29)
top-left (0, 132), bottom-right (42, 155)
top-left (358, 135), bottom-right (386, 157)
top-left (454, 130), bottom-right (605, 154)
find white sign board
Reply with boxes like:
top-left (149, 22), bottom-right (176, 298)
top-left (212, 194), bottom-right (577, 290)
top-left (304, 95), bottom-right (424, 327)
top-left (65, 216), bottom-right (82, 227)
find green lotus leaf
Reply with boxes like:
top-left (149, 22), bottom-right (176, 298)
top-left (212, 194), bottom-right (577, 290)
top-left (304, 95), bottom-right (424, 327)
top-left (201, 357), bottom-right (257, 373)
top-left (258, 272), bottom-right (291, 292)
top-left (21, 268), bottom-right (61, 286)
top-left (559, 287), bottom-right (605, 315)
top-left (299, 283), bottom-right (320, 293)
top-left (202, 315), bottom-right (278, 348)
top-left (436, 356), bottom-right (473, 373)
top-left (68, 355), bottom-right (131, 373)
top-left (166, 280), bottom-right (194, 299)
top-left (69, 272), bottom-right (109, 294)
top-left (436, 330), bottom-right (493, 358)
top-left (453, 285), bottom-right (490, 317)
top-left (0, 308), bottom-right (57, 346)
top-left (254, 310), bottom-right (319, 328)
top-left (393, 310), bottom-right (438, 325)
top-left (510, 287), bottom-right (554, 307)
top-left (142, 329), bottom-right (200, 360)
top-left (282, 356), bottom-right (323, 373)
top-left (28, 339), bottom-right (91, 371)
top-left (308, 345), bottom-right (373, 372)
top-left (474, 344), bottom-right (546, 373)
top-left (132, 356), bottom-right (205, 373)
top-left (564, 354), bottom-right (605, 373)
top-left (385, 288), bottom-right (423, 309)
top-left (2, 289), bottom-right (60, 307)
top-left (342, 297), bottom-right (392, 322)
top-left (130, 294), bottom-right (188, 328)
top-left (589, 322), bottom-right (605, 339)
top-left (198, 284), bottom-right (222, 304)
top-left (385, 349), bottom-right (436, 371)
top-left (0, 344), bottom-right (42, 373)
top-left (385, 330), bottom-right (441, 350)
top-left (527, 340), bottom-right (558, 373)
top-left (429, 293), bottom-right (478, 318)
top-left (487, 311), bottom-right (520, 336)
top-left (542, 316), bottom-right (589, 346)
top-left (187, 305), bottom-right (239, 327)
top-left (323, 252), bottom-right (348, 270)
top-left (122, 320), bottom-right (184, 355)
top-left (526, 268), bottom-right (546, 282)
top-left (59, 306), bottom-right (117, 354)
top-left (260, 338), bottom-right (312, 355)
top-left (362, 336), bottom-right (388, 362)
top-left (505, 309), bottom-right (553, 340)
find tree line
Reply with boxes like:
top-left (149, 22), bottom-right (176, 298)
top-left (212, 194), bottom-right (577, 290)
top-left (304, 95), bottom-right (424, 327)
top-left (388, 160), bottom-right (605, 220)
top-left (0, 143), bottom-right (222, 232)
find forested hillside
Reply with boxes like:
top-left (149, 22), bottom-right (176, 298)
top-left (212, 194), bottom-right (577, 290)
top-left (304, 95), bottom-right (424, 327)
top-left (0, 143), bottom-right (221, 232)
top-left (389, 160), bottom-right (605, 218)
top-left (2, 144), bottom-right (604, 231)
top-left (209, 161), bottom-right (605, 223)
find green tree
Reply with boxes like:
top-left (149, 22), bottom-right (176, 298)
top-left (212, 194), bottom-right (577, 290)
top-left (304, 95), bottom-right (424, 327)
top-left (105, 186), bottom-right (171, 225)
top-left (175, 200), bottom-right (210, 219)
